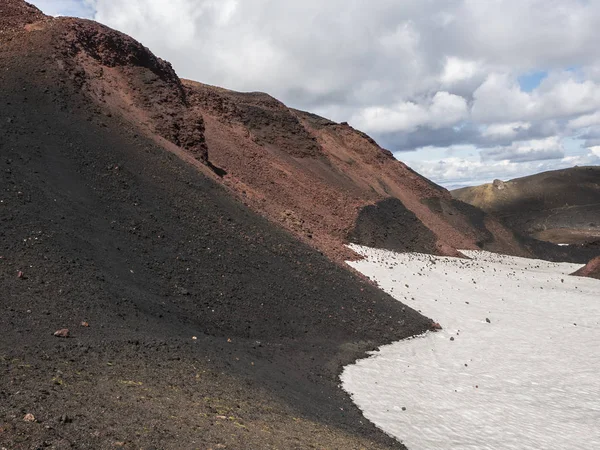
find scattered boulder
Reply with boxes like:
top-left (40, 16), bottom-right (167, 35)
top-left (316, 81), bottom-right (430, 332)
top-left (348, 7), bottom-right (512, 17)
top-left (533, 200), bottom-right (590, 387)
top-left (53, 329), bottom-right (70, 338)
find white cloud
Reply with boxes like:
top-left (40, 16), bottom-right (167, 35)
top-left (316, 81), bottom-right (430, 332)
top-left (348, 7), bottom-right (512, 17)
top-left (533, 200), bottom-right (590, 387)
top-left (409, 144), bottom-right (600, 187)
top-left (440, 57), bottom-right (482, 85)
top-left (351, 92), bottom-right (468, 133)
top-left (472, 73), bottom-right (535, 123)
top-left (472, 72), bottom-right (600, 124)
top-left (482, 122), bottom-right (532, 139)
top-left (589, 146), bottom-right (600, 158)
top-left (481, 137), bottom-right (565, 163)
top-left (568, 112), bottom-right (600, 129)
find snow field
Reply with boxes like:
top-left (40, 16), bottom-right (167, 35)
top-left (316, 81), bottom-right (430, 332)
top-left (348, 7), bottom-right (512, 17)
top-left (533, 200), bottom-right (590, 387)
top-left (342, 245), bottom-right (600, 450)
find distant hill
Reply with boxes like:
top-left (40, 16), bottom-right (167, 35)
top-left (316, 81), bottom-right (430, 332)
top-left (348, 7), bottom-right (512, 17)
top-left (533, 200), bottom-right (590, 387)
top-left (452, 167), bottom-right (600, 244)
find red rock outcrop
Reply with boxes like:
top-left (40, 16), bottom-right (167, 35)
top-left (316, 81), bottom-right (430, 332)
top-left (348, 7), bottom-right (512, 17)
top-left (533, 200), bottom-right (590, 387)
top-left (572, 257), bottom-right (600, 280)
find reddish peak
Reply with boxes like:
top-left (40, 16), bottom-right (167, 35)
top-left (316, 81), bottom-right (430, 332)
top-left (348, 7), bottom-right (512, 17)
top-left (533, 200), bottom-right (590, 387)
top-left (0, 0), bottom-right (46, 30)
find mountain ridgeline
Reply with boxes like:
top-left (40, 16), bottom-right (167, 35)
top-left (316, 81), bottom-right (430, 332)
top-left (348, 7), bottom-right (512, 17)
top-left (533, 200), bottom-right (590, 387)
top-left (452, 167), bottom-right (600, 246)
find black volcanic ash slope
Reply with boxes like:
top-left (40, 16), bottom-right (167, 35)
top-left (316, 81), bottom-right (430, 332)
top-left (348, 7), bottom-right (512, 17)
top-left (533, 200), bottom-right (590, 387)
top-left (0, 4), bottom-right (430, 449)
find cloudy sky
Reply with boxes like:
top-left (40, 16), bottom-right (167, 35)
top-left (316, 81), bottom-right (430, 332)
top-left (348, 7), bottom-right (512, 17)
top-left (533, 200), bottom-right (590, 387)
top-left (32, 0), bottom-right (600, 187)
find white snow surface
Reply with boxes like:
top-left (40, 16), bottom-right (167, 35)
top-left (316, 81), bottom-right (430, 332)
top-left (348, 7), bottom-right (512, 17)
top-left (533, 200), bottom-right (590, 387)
top-left (342, 245), bottom-right (600, 450)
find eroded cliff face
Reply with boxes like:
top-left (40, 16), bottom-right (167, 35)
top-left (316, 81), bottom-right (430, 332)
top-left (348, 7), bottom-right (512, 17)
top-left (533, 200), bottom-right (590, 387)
top-left (183, 80), bottom-right (529, 261)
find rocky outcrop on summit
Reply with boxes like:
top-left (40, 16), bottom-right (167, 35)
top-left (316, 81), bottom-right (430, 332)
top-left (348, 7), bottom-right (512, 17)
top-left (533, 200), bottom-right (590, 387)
top-left (58, 20), bottom-right (208, 163)
top-left (1, 3), bottom-right (208, 163)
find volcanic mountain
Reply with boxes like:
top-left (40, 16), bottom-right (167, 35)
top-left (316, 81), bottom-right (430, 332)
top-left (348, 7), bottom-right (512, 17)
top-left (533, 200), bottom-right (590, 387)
top-left (452, 167), bottom-right (600, 245)
top-left (1, 2), bottom-right (433, 448)
top-left (1, 1), bottom-right (538, 264)
top-left (1, 1), bottom-right (597, 448)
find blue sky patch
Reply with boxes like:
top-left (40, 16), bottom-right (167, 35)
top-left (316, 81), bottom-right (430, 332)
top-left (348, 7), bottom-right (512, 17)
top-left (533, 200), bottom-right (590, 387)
top-left (518, 71), bottom-right (548, 92)
top-left (30, 0), bottom-right (95, 19)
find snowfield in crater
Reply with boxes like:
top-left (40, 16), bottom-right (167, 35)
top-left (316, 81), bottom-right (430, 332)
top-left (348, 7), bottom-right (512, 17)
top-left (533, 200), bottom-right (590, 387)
top-left (342, 245), bottom-right (600, 450)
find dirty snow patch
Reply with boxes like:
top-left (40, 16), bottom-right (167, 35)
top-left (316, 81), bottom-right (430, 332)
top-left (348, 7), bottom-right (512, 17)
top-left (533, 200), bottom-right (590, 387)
top-left (342, 245), bottom-right (600, 450)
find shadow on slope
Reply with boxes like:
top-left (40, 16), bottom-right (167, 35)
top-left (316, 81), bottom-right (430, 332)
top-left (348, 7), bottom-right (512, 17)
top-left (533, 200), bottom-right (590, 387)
top-left (0, 13), bottom-right (429, 448)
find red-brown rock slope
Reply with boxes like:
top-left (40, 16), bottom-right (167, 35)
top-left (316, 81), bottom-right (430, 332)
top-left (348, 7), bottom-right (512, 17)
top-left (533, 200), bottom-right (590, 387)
top-left (184, 80), bottom-right (527, 260)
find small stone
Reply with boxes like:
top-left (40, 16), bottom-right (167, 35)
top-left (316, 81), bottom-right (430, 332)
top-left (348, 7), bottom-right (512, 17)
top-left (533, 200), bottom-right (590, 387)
top-left (401, 407), bottom-right (407, 411)
top-left (192, 336), bottom-right (197, 340)
top-left (17, 271), bottom-right (24, 279)
top-left (177, 287), bottom-right (190, 296)
top-left (53, 329), bottom-right (70, 338)
top-left (485, 318), bottom-right (491, 324)
top-left (80, 321), bottom-right (89, 327)
top-left (23, 413), bottom-right (36, 423)
top-left (430, 322), bottom-right (443, 331)
top-left (60, 414), bottom-right (71, 424)
top-left (450, 337), bottom-right (455, 341)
